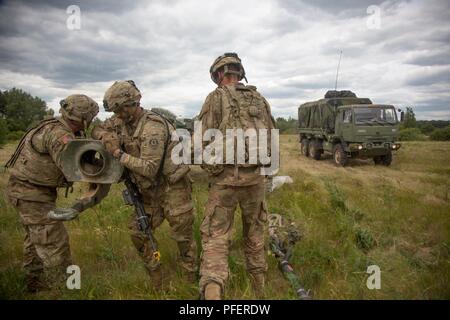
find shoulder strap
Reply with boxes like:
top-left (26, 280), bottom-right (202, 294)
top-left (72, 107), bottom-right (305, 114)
top-left (5, 118), bottom-right (58, 168)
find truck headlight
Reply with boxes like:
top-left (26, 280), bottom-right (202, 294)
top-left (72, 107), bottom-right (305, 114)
top-left (358, 145), bottom-right (363, 150)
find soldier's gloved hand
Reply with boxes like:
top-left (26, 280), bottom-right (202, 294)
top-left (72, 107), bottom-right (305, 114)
top-left (47, 208), bottom-right (80, 221)
top-left (91, 125), bottom-right (103, 140)
top-left (102, 132), bottom-right (121, 155)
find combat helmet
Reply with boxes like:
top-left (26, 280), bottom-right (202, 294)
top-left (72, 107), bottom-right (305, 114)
top-left (60, 94), bottom-right (99, 129)
top-left (103, 80), bottom-right (141, 112)
top-left (210, 52), bottom-right (247, 84)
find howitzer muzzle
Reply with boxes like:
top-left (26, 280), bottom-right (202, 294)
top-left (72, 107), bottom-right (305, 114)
top-left (51, 140), bottom-right (120, 220)
top-left (60, 139), bottom-right (123, 183)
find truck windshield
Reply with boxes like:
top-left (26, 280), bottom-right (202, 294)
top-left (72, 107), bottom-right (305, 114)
top-left (354, 107), bottom-right (397, 125)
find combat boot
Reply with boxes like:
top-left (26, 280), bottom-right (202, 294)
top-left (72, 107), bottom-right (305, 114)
top-left (204, 282), bottom-right (222, 300)
top-left (145, 266), bottom-right (163, 291)
top-left (249, 273), bottom-right (265, 299)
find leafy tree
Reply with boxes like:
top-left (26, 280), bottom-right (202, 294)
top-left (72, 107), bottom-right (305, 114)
top-left (276, 117), bottom-right (298, 134)
top-left (0, 118), bottom-right (7, 146)
top-left (418, 122), bottom-right (436, 135)
top-left (2, 88), bottom-right (47, 132)
top-left (399, 128), bottom-right (426, 141)
top-left (430, 126), bottom-right (450, 141)
top-left (402, 107), bottom-right (417, 129)
top-left (0, 90), bottom-right (6, 118)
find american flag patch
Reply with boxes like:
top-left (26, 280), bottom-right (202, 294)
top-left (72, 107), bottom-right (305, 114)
top-left (62, 134), bottom-right (72, 144)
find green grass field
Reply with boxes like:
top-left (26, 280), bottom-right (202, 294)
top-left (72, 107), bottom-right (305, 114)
top-left (1, 136), bottom-right (449, 299)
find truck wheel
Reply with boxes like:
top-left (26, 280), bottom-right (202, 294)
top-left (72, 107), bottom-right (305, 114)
top-left (309, 141), bottom-right (321, 160)
top-left (301, 139), bottom-right (309, 157)
top-left (333, 144), bottom-right (348, 167)
top-left (380, 150), bottom-right (392, 166)
top-left (373, 156), bottom-right (382, 165)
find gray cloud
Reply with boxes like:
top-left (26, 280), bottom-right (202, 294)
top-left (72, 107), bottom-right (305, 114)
top-left (406, 68), bottom-right (450, 86)
top-left (0, 0), bottom-right (449, 120)
top-left (405, 51), bottom-right (450, 66)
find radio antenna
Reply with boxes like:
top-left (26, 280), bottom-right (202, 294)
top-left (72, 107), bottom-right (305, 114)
top-left (334, 50), bottom-right (342, 93)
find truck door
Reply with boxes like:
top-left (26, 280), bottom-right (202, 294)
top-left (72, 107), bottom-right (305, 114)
top-left (341, 108), bottom-right (353, 141)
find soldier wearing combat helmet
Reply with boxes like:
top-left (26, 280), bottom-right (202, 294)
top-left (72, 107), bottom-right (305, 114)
top-left (5, 94), bottom-right (99, 292)
top-left (198, 53), bottom-right (277, 299)
top-left (92, 80), bottom-right (197, 290)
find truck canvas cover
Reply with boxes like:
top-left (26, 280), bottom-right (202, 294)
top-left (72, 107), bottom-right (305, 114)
top-left (298, 90), bottom-right (372, 131)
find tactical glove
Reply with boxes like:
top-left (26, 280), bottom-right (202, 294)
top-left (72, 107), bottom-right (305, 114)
top-left (103, 132), bottom-right (121, 155)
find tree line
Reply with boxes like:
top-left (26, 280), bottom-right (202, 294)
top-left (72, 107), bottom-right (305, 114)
top-left (0, 88), bottom-right (54, 146)
top-left (399, 107), bottom-right (450, 141)
top-left (1, 88), bottom-right (449, 146)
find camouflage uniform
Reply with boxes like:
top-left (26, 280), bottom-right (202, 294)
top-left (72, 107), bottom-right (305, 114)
top-left (198, 53), bottom-right (277, 299)
top-left (5, 95), bottom-right (99, 291)
top-left (95, 81), bottom-right (197, 285)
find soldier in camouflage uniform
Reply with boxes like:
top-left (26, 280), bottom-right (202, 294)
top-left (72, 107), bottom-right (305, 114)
top-left (92, 80), bottom-right (197, 290)
top-left (5, 95), bottom-right (99, 292)
top-left (198, 53), bottom-right (277, 299)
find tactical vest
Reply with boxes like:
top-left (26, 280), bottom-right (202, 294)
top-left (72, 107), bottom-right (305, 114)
top-left (217, 83), bottom-right (274, 166)
top-left (6, 118), bottom-right (69, 188)
top-left (116, 111), bottom-right (189, 191)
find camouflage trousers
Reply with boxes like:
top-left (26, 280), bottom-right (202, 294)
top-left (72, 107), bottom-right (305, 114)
top-left (199, 182), bottom-right (268, 295)
top-left (129, 178), bottom-right (197, 279)
top-left (9, 198), bottom-right (72, 289)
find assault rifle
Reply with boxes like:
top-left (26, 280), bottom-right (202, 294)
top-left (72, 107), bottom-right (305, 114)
top-left (122, 169), bottom-right (161, 262)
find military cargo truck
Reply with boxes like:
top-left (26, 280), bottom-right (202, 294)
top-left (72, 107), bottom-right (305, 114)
top-left (298, 90), bottom-right (402, 166)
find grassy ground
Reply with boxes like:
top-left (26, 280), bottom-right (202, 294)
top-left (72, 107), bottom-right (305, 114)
top-left (0, 136), bottom-right (449, 299)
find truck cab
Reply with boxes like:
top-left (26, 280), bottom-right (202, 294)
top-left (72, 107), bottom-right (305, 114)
top-left (335, 104), bottom-right (401, 162)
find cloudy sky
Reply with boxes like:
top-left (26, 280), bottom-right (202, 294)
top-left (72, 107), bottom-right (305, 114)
top-left (0, 0), bottom-right (449, 120)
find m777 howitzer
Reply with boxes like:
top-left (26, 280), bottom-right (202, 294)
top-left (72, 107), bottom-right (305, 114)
top-left (48, 139), bottom-right (161, 262)
top-left (268, 213), bottom-right (311, 300)
top-left (47, 139), bottom-right (122, 220)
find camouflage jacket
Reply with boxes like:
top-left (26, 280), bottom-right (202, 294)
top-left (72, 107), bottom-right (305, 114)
top-left (6, 117), bottom-right (76, 202)
top-left (93, 109), bottom-right (190, 196)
